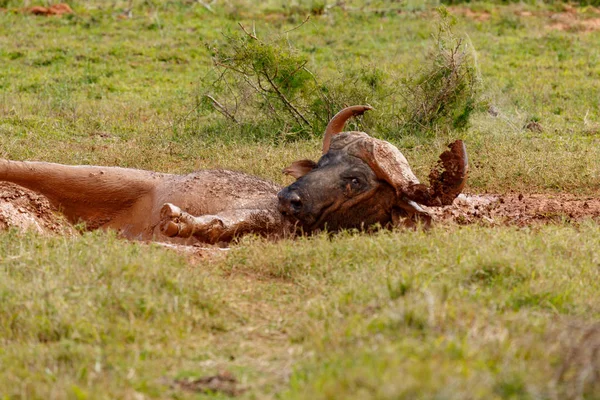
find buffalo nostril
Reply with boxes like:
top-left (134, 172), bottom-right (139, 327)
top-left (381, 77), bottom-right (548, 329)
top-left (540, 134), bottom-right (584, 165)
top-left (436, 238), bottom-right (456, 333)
top-left (278, 189), bottom-right (303, 215)
top-left (286, 192), bottom-right (302, 209)
top-left (290, 199), bottom-right (302, 210)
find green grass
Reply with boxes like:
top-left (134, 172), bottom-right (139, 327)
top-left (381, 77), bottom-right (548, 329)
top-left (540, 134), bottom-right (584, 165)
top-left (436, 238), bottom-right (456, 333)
top-left (1, 225), bottom-right (599, 398)
top-left (1, 1), bottom-right (599, 398)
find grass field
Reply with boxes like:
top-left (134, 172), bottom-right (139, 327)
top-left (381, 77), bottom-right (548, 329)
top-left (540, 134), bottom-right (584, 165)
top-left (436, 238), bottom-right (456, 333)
top-left (1, 1), bottom-right (599, 399)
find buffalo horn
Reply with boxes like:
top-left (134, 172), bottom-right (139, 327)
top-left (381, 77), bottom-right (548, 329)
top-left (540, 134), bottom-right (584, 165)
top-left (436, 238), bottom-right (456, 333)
top-left (322, 105), bottom-right (373, 154)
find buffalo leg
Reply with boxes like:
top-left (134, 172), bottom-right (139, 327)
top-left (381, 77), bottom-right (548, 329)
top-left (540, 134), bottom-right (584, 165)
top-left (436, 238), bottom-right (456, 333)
top-left (159, 203), bottom-right (283, 244)
top-left (0, 159), bottom-right (166, 228)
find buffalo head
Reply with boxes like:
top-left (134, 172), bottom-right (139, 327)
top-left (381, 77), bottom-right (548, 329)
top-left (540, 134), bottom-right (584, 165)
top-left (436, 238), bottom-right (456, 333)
top-left (277, 106), bottom-right (468, 232)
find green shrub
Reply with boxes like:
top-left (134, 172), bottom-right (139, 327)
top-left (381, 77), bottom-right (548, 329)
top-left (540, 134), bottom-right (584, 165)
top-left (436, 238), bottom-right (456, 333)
top-left (200, 27), bottom-right (377, 140)
top-left (399, 8), bottom-right (482, 132)
top-left (199, 11), bottom-right (482, 141)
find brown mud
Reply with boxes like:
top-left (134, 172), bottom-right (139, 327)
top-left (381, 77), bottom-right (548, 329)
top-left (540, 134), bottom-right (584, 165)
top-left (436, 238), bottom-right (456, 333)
top-left (0, 183), bottom-right (597, 240)
top-left (428, 140), bottom-right (469, 206)
top-left (426, 193), bottom-right (600, 226)
top-left (0, 182), bottom-right (73, 235)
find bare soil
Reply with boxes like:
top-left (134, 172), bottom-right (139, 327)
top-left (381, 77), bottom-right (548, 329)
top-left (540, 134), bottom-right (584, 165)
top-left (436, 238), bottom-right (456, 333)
top-left (547, 10), bottom-right (600, 33)
top-left (447, 7), bottom-right (491, 22)
top-left (0, 183), bottom-right (597, 239)
top-left (0, 3), bottom-right (74, 16)
top-left (27, 4), bottom-right (73, 16)
top-left (0, 182), bottom-right (73, 235)
top-left (169, 371), bottom-right (245, 396)
top-left (449, 5), bottom-right (600, 33)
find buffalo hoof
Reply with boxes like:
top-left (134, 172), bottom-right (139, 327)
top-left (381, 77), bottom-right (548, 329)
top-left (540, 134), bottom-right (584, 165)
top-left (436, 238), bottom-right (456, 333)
top-left (160, 203), bottom-right (195, 238)
top-left (159, 203), bottom-right (226, 241)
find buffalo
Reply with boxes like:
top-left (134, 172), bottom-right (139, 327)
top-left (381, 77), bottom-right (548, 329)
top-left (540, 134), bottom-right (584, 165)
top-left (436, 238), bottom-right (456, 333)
top-left (0, 106), bottom-right (468, 244)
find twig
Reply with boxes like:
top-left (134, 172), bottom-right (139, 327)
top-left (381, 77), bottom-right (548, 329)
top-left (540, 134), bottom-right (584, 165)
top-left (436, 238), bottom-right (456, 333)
top-left (285, 15), bottom-right (310, 33)
top-left (238, 22), bottom-right (258, 40)
top-left (222, 77), bottom-right (240, 115)
top-left (204, 94), bottom-right (238, 123)
top-left (240, 74), bottom-right (284, 122)
top-left (278, 60), bottom-right (308, 88)
top-left (255, 74), bottom-right (270, 93)
top-left (258, 74), bottom-right (303, 126)
top-left (264, 70), bottom-right (312, 128)
top-left (302, 67), bottom-right (336, 122)
top-left (213, 61), bottom-right (247, 77)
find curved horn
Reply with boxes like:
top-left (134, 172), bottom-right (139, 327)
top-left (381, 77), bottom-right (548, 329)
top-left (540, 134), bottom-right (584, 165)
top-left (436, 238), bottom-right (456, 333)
top-left (322, 105), bottom-right (373, 154)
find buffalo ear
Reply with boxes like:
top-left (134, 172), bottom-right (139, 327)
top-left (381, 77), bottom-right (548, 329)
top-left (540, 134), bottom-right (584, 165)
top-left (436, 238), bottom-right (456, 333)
top-left (283, 159), bottom-right (317, 179)
top-left (356, 138), bottom-right (420, 195)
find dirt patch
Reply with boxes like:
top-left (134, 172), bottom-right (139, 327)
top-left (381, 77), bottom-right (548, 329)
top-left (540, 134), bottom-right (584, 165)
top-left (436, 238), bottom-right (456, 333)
top-left (154, 242), bottom-right (230, 263)
top-left (448, 7), bottom-right (491, 22)
top-left (516, 4), bottom-right (600, 33)
top-left (448, 5), bottom-right (600, 33)
top-left (426, 193), bottom-right (600, 226)
top-left (0, 3), bottom-right (74, 16)
top-left (170, 371), bottom-right (245, 396)
top-left (0, 182), bottom-right (73, 235)
top-left (548, 11), bottom-right (600, 33)
top-left (27, 3), bottom-right (73, 16)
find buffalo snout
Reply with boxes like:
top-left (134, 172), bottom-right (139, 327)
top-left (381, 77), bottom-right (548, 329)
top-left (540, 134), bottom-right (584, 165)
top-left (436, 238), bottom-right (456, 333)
top-left (277, 187), bottom-right (303, 217)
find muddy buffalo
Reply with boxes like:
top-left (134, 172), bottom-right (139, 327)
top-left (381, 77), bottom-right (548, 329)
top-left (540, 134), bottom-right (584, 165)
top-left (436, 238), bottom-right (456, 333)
top-left (0, 106), bottom-right (468, 244)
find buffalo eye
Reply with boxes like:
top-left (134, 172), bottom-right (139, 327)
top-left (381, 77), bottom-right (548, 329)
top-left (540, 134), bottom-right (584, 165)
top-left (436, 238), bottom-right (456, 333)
top-left (343, 176), bottom-right (363, 195)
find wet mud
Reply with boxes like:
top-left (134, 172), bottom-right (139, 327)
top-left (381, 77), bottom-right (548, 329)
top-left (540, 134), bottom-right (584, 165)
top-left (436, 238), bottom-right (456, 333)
top-left (0, 182), bottom-right (73, 235)
top-left (428, 140), bottom-right (469, 206)
top-left (426, 193), bottom-right (600, 226)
